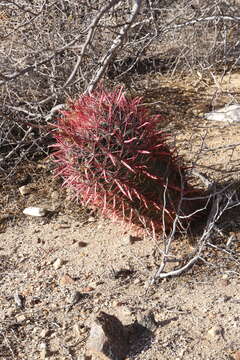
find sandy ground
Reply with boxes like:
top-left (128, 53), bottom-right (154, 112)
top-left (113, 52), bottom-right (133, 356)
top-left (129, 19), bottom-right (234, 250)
top-left (1, 73), bottom-right (240, 359)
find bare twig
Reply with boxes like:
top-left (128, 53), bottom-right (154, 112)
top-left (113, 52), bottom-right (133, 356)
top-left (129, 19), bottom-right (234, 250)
top-left (151, 181), bottom-right (240, 282)
top-left (87, 0), bottom-right (143, 92)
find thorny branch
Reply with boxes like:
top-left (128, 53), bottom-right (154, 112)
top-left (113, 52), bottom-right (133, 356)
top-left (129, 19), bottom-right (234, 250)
top-left (1, 2), bottom-right (240, 282)
top-left (63, 0), bottom-right (123, 89)
top-left (87, 0), bottom-right (143, 92)
top-left (151, 177), bottom-right (240, 282)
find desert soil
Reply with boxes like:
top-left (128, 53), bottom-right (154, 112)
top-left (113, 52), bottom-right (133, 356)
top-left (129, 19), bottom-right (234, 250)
top-left (1, 73), bottom-right (240, 360)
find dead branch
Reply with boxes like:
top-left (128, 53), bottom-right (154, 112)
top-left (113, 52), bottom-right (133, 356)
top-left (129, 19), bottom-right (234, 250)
top-left (87, 0), bottom-right (143, 92)
top-left (63, 0), bottom-right (123, 89)
top-left (151, 182), bottom-right (240, 282)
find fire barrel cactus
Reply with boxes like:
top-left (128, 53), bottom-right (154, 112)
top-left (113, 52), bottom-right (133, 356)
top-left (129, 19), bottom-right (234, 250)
top-left (51, 87), bottom-right (204, 232)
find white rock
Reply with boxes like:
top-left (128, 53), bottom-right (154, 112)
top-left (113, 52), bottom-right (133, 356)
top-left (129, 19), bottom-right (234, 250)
top-left (51, 190), bottom-right (59, 201)
top-left (207, 325), bottom-right (223, 338)
top-left (19, 185), bottom-right (31, 196)
top-left (40, 328), bottom-right (51, 338)
top-left (53, 258), bottom-right (64, 270)
top-left (205, 104), bottom-right (240, 122)
top-left (222, 273), bottom-right (229, 280)
top-left (16, 314), bottom-right (27, 323)
top-left (23, 207), bottom-right (47, 217)
top-left (39, 342), bottom-right (48, 360)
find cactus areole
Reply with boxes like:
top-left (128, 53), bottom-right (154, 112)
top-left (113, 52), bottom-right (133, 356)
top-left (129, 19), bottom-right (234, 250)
top-left (51, 86), bottom-right (202, 232)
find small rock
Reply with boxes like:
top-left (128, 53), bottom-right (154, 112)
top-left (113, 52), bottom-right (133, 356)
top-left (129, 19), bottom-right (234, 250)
top-left (205, 104), bottom-right (240, 123)
top-left (51, 190), bottom-right (59, 201)
top-left (207, 325), bottom-right (223, 339)
top-left (57, 224), bottom-right (71, 229)
top-left (137, 310), bottom-right (158, 332)
top-left (222, 273), bottom-right (230, 280)
top-left (116, 306), bottom-right (134, 325)
top-left (111, 268), bottom-right (134, 280)
top-left (6, 308), bottom-right (16, 317)
top-left (73, 323), bottom-right (86, 337)
top-left (87, 216), bottom-right (95, 222)
top-left (123, 235), bottom-right (141, 244)
top-left (23, 207), bottom-right (47, 217)
top-left (219, 279), bottom-right (230, 286)
top-left (53, 258), bottom-right (64, 270)
top-left (192, 109), bottom-right (199, 116)
top-left (73, 323), bottom-right (81, 337)
top-left (222, 295), bottom-right (231, 302)
top-left (77, 241), bottom-right (88, 248)
top-left (233, 350), bottom-right (240, 360)
top-left (133, 278), bottom-right (141, 285)
top-left (86, 311), bottom-right (128, 360)
top-left (69, 290), bottom-right (82, 305)
top-left (14, 292), bottom-right (25, 308)
top-left (123, 235), bottom-right (133, 244)
top-left (40, 328), bottom-right (51, 338)
top-left (59, 274), bottom-right (75, 286)
top-left (112, 300), bottom-right (123, 307)
top-left (39, 342), bottom-right (48, 360)
top-left (15, 314), bottom-right (27, 323)
top-left (82, 287), bottom-right (94, 293)
top-left (19, 185), bottom-right (32, 196)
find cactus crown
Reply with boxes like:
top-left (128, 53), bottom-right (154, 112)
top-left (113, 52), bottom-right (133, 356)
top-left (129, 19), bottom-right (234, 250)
top-left (51, 86), bottom-right (198, 232)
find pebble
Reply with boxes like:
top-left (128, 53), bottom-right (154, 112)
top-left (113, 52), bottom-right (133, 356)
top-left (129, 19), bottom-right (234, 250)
top-left (88, 281), bottom-right (98, 288)
top-left (57, 224), bottom-right (71, 229)
top-left (16, 314), bottom-right (27, 323)
top-left (87, 216), bottom-right (95, 222)
top-left (82, 287), bottom-right (94, 293)
top-left (222, 273), bottom-right (230, 280)
top-left (137, 310), bottom-right (158, 331)
top-left (73, 323), bottom-right (86, 337)
top-left (59, 274), bottom-right (75, 286)
top-left (207, 325), bottom-right (223, 338)
top-left (14, 292), bottom-right (25, 308)
top-left (23, 207), bottom-right (47, 217)
top-left (73, 323), bottom-right (81, 337)
top-left (123, 234), bottom-right (132, 244)
top-left (111, 300), bottom-right (120, 307)
top-left (233, 350), bottom-right (240, 360)
top-left (68, 290), bottom-right (83, 306)
top-left (51, 190), bottom-right (59, 201)
top-left (40, 329), bottom-right (51, 338)
top-left (19, 185), bottom-right (32, 196)
top-left (123, 234), bottom-right (140, 244)
top-left (39, 342), bottom-right (48, 359)
top-left (116, 305), bottom-right (134, 324)
top-left (205, 104), bottom-right (240, 122)
top-left (53, 258), bottom-right (64, 270)
top-left (219, 279), bottom-right (230, 286)
top-left (6, 308), bottom-right (16, 317)
top-left (86, 311), bottom-right (128, 360)
top-left (134, 278), bottom-right (141, 285)
top-left (77, 241), bottom-right (88, 248)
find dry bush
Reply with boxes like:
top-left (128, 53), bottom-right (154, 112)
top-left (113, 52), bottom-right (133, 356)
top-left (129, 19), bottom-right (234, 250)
top-left (1, 0), bottom-right (240, 177)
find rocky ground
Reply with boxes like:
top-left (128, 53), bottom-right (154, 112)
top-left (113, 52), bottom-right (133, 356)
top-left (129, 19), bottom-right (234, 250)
top-left (1, 73), bottom-right (240, 359)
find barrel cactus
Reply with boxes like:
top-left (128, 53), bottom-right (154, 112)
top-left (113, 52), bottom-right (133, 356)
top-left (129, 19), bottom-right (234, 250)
top-left (51, 86), bottom-right (204, 232)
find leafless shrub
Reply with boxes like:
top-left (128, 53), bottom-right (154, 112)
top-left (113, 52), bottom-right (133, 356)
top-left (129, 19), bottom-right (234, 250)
top-left (1, 0), bottom-right (240, 176)
top-left (149, 174), bottom-right (240, 282)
